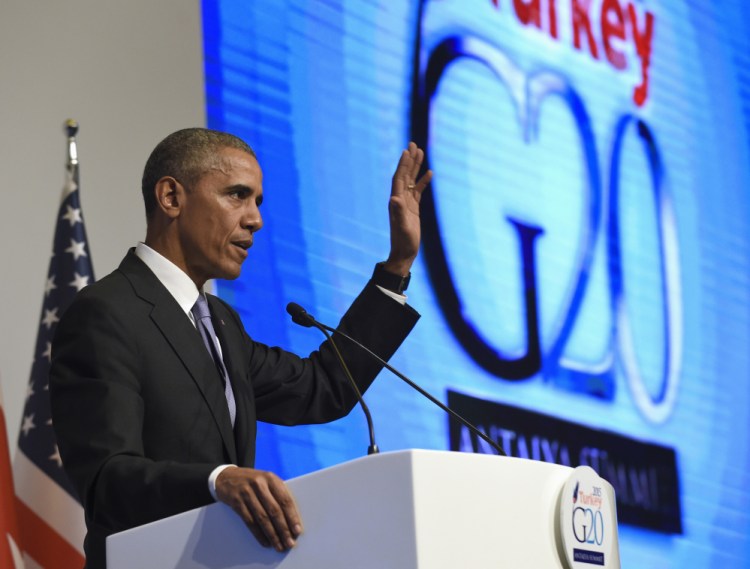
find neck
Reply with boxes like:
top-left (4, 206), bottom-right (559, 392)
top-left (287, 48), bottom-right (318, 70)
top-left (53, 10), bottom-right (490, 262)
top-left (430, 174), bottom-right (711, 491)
top-left (144, 225), bottom-right (205, 290)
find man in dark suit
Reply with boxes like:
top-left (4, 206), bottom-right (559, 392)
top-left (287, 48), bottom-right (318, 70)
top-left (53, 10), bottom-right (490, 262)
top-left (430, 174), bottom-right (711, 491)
top-left (49, 128), bottom-right (431, 568)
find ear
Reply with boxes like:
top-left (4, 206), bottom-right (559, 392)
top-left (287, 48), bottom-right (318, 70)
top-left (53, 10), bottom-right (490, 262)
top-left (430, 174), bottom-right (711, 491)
top-left (153, 176), bottom-right (184, 219)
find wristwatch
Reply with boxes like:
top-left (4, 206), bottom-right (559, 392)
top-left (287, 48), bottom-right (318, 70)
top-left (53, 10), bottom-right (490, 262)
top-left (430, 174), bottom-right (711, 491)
top-left (372, 262), bottom-right (411, 294)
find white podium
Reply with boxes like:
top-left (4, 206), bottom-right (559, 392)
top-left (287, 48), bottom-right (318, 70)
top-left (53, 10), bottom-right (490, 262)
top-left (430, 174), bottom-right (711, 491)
top-left (107, 450), bottom-right (620, 568)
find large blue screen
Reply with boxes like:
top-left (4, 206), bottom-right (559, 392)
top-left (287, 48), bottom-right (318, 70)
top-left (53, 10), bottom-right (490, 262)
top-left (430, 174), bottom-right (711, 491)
top-left (203, 1), bottom-right (750, 566)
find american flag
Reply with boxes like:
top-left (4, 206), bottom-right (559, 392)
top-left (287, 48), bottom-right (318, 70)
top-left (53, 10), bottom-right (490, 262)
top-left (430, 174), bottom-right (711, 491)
top-left (15, 122), bottom-right (89, 568)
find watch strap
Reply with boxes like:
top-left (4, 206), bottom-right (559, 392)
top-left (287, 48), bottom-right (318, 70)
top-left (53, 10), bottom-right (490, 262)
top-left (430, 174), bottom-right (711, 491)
top-left (372, 262), bottom-right (411, 294)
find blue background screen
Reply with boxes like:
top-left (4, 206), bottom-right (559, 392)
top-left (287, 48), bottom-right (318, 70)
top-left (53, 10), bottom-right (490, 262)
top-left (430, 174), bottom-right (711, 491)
top-left (203, 1), bottom-right (750, 566)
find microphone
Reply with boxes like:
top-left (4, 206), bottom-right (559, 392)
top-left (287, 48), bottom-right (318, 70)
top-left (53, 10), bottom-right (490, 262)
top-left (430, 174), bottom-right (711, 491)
top-left (286, 303), bottom-right (379, 455)
top-left (286, 302), bottom-right (506, 456)
top-left (286, 302), bottom-right (316, 328)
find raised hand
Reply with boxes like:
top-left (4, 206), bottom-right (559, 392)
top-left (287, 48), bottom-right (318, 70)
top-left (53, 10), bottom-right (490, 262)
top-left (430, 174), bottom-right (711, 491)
top-left (382, 142), bottom-right (432, 277)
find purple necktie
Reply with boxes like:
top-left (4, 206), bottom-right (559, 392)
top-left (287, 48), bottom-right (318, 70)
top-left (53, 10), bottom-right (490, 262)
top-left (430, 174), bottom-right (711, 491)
top-left (191, 295), bottom-right (237, 426)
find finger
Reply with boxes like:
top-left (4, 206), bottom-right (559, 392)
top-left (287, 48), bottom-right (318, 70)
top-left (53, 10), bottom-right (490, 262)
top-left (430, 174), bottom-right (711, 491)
top-left (408, 169), bottom-right (432, 198)
top-left (392, 149), bottom-right (412, 186)
top-left (417, 168), bottom-right (433, 190)
top-left (243, 483), bottom-right (288, 552)
top-left (408, 143), bottom-right (424, 180)
top-left (407, 141), bottom-right (417, 163)
top-left (269, 478), bottom-right (304, 538)
top-left (258, 479), bottom-right (302, 549)
top-left (234, 500), bottom-right (272, 548)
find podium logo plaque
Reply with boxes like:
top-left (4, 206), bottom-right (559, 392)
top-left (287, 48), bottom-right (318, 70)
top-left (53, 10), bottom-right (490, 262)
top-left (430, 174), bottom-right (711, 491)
top-left (559, 466), bottom-right (619, 568)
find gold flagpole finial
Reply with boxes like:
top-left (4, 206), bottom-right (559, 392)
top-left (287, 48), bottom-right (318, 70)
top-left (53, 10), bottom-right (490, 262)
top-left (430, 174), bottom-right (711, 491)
top-left (64, 119), bottom-right (79, 138)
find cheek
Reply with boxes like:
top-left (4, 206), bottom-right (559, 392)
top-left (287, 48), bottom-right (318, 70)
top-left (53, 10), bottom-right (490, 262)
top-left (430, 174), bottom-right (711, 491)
top-left (199, 217), bottom-right (231, 245)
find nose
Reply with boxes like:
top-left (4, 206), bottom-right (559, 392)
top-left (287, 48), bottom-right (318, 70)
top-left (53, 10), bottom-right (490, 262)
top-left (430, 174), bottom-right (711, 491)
top-left (242, 203), bottom-right (263, 233)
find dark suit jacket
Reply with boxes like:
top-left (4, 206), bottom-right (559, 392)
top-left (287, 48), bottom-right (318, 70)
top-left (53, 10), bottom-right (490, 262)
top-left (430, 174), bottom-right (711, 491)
top-left (49, 251), bottom-right (419, 568)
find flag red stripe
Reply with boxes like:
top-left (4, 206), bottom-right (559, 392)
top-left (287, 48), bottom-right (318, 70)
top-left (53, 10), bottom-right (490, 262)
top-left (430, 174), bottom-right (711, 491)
top-left (0, 406), bottom-right (22, 569)
top-left (16, 497), bottom-right (85, 568)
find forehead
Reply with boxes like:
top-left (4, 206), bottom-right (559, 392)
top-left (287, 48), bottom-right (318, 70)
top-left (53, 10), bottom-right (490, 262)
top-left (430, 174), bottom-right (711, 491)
top-left (194, 148), bottom-right (263, 194)
top-left (215, 147), bottom-right (262, 179)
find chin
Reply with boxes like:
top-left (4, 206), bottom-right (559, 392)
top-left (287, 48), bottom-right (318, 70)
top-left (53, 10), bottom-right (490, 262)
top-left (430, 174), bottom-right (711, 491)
top-left (221, 265), bottom-right (243, 281)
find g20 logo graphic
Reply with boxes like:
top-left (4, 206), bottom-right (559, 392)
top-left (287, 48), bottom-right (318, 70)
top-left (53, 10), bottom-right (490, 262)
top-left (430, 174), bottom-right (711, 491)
top-left (573, 507), bottom-right (605, 546)
top-left (410, 23), bottom-right (682, 423)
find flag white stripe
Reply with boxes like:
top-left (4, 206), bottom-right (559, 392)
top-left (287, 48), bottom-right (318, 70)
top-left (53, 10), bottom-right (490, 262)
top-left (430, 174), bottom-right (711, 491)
top-left (14, 451), bottom-right (85, 554)
top-left (22, 554), bottom-right (43, 569)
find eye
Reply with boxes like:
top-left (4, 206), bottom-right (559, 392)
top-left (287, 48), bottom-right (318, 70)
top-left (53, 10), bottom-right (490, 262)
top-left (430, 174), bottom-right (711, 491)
top-left (229, 187), bottom-right (251, 200)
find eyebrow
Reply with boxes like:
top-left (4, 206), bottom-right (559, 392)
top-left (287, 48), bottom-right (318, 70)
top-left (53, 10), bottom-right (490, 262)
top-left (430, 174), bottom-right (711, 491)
top-left (227, 184), bottom-right (263, 204)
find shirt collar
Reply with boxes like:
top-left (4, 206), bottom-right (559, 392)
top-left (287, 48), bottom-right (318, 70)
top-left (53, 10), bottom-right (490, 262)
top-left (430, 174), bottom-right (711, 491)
top-left (134, 242), bottom-right (203, 316)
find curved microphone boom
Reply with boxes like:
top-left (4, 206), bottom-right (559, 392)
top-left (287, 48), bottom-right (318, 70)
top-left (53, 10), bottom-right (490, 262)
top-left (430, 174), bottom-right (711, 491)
top-left (286, 302), bottom-right (506, 456)
top-left (286, 303), bottom-right (379, 455)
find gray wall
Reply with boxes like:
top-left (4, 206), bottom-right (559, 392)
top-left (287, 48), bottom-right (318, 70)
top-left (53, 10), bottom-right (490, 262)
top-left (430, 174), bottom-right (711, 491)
top-left (0, 1), bottom-right (205, 447)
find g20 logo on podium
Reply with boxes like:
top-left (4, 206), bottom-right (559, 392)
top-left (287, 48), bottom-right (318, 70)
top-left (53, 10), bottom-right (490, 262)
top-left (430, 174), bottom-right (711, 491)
top-left (560, 466), bottom-right (619, 567)
top-left (410, 3), bottom-right (682, 424)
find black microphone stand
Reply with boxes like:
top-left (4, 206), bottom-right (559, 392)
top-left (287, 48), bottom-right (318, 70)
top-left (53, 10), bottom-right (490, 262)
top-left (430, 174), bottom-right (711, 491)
top-left (286, 304), bottom-right (379, 455)
top-left (287, 303), bottom-right (505, 456)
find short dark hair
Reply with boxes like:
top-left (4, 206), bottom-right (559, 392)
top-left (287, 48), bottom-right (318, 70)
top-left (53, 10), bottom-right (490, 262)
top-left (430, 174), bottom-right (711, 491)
top-left (141, 128), bottom-right (256, 218)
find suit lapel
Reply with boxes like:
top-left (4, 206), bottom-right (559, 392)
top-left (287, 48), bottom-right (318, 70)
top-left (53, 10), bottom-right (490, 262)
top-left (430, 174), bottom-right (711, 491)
top-left (118, 251), bottom-right (238, 464)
